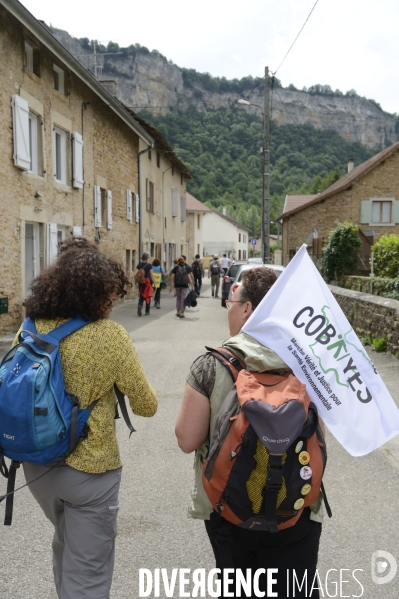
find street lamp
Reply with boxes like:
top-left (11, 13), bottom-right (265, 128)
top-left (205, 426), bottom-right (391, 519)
top-left (237, 78), bottom-right (270, 263)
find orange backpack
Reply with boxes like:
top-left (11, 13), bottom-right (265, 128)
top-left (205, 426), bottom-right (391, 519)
top-left (202, 348), bottom-right (330, 533)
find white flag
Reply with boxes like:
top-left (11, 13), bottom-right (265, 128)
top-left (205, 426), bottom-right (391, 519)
top-left (242, 244), bottom-right (399, 456)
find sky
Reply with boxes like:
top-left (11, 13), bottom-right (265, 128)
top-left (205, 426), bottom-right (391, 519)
top-left (21, 0), bottom-right (399, 114)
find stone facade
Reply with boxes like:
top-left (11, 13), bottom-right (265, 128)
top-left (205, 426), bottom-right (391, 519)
top-left (331, 286), bottom-right (399, 356)
top-left (282, 148), bottom-right (399, 266)
top-left (0, 5), bottom-right (152, 334)
top-left (139, 143), bottom-right (188, 270)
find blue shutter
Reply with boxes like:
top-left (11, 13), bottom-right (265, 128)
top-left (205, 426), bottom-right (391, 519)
top-left (360, 199), bottom-right (372, 224)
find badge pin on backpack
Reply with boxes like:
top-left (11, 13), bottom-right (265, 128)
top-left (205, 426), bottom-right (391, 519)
top-left (202, 348), bottom-right (331, 533)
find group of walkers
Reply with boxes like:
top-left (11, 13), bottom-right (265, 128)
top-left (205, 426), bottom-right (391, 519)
top-left (3, 238), bottom-right (325, 599)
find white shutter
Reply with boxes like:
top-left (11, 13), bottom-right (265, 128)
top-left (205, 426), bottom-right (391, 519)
top-left (181, 195), bottom-right (186, 222)
top-left (107, 190), bottom-right (113, 230)
top-left (47, 223), bottom-right (58, 265)
top-left (72, 226), bottom-right (82, 236)
top-left (72, 132), bottom-right (84, 189)
top-left (94, 186), bottom-right (101, 227)
top-left (12, 95), bottom-right (30, 170)
top-left (135, 193), bottom-right (140, 223)
top-left (172, 189), bottom-right (178, 217)
top-left (127, 190), bottom-right (132, 222)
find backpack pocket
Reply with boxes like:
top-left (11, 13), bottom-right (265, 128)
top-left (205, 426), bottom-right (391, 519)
top-left (32, 359), bottom-right (67, 450)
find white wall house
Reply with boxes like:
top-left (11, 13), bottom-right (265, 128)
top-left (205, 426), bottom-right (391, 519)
top-left (186, 193), bottom-right (211, 262)
top-left (202, 209), bottom-right (250, 261)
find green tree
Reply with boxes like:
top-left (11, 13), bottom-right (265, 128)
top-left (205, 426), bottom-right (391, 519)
top-left (322, 222), bottom-right (362, 281)
top-left (373, 234), bottom-right (399, 278)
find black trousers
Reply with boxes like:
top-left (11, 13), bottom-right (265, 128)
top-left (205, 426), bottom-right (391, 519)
top-left (205, 509), bottom-right (322, 599)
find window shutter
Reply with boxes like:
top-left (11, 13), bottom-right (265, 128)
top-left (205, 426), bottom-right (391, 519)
top-left (146, 178), bottom-right (150, 212)
top-left (181, 195), bottom-right (186, 222)
top-left (360, 199), bottom-right (372, 224)
top-left (127, 190), bottom-right (132, 222)
top-left (47, 223), bottom-right (58, 265)
top-left (72, 132), bottom-right (84, 189)
top-left (172, 189), bottom-right (178, 217)
top-left (72, 226), bottom-right (82, 236)
top-left (135, 193), bottom-right (140, 223)
top-left (12, 95), bottom-right (30, 170)
top-left (394, 199), bottom-right (399, 224)
top-left (107, 190), bottom-right (113, 230)
top-left (94, 186), bottom-right (101, 227)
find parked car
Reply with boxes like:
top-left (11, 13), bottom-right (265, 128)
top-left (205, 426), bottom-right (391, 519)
top-left (247, 257), bottom-right (263, 264)
top-left (220, 261), bottom-right (247, 307)
top-left (227, 263), bottom-right (285, 301)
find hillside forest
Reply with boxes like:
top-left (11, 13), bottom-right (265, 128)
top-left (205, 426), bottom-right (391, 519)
top-left (138, 107), bottom-right (375, 236)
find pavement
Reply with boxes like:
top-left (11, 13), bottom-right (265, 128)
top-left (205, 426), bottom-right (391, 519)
top-left (1, 281), bottom-right (399, 598)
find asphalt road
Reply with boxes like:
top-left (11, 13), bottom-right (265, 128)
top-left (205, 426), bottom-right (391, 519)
top-left (1, 281), bottom-right (399, 598)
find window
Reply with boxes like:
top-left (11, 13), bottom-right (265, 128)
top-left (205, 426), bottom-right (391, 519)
top-left (238, 250), bottom-right (242, 260)
top-left (243, 250), bottom-right (246, 259)
top-left (53, 65), bottom-right (65, 94)
top-left (197, 214), bottom-right (201, 229)
top-left (54, 126), bottom-right (68, 184)
top-left (150, 242), bottom-right (155, 256)
top-left (243, 234), bottom-right (246, 243)
top-left (28, 111), bottom-right (42, 175)
top-left (157, 152), bottom-right (160, 168)
top-left (127, 190), bottom-right (133, 222)
top-left (372, 200), bottom-right (392, 223)
top-left (172, 189), bottom-right (178, 217)
top-left (25, 40), bottom-right (40, 76)
top-left (94, 186), bottom-right (112, 229)
top-left (146, 179), bottom-right (154, 213)
top-left (239, 233), bottom-right (241, 242)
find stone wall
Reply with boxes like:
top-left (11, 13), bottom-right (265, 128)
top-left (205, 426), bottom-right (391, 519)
top-left (0, 8), bottom-right (140, 334)
top-left (330, 285), bottom-right (399, 355)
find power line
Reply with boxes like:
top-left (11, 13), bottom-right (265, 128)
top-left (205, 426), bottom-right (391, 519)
top-left (273, 0), bottom-right (320, 76)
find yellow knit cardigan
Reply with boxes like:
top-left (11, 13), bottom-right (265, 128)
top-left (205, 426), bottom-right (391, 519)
top-left (14, 318), bottom-right (157, 473)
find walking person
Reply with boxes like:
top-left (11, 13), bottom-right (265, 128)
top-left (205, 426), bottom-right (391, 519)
top-left (19, 237), bottom-right (158, 599)
top-left (220, 254), bottom-right (231, 275)
top-left (134, 252), bottom-right (155, 316)
top-left (169, 256), bottom-right (194, 318)
top-left (208, 254), bottom-right (222, 298)
top-left (175, 267), bottom-right (324, 598)
top-left (191, 254), bottom-right (204, 295)
top-left (151, 258), bottom-right (165, 309)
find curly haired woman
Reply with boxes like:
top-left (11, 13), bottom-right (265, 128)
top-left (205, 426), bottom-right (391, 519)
top-left (20, 237), bottom-right (157, 599)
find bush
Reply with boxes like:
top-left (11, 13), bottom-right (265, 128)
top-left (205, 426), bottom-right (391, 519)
top-left (322, 222), bottom-right (362, 281)
top-left (373, 234), bottom-right (399, 278)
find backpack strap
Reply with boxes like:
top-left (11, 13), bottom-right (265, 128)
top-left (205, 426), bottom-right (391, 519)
top-left (3, 460), bottom-right (20, 526)
top-left (264, 454), bottom-right (284, 533)
top-left (48, 317), bottom-right (92, 341)
top-left (204, 346), bottom-right (245, 383)
top-left (114, 385), bottom-right (136, 437)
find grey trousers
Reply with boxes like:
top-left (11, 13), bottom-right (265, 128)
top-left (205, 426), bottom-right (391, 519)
top-left (23, 461), bottom-right (122, 599)
top-left (211, 274), bottom-right (220, 296)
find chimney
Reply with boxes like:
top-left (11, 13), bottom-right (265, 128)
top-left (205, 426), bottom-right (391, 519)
top-left (347, 158), bottom-right (354, 173)
top-left (222, 207), bottom-right (227, 215)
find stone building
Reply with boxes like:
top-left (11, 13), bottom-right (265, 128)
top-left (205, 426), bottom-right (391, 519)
top-left (128, 112), bottom-right (194, 270)
top-left (0, 0), bottom-right (154, 335)
top-left (281, 142), bottom-right (399, 266)
top-left (185, 193), bottom-right (211, 263)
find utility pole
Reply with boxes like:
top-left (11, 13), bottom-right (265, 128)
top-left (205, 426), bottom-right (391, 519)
top-left (263, 66), bottom-right (270, 264)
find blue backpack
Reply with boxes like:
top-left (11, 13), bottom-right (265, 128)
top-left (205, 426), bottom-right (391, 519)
top-left (0, 317), bottom-right (97, 524)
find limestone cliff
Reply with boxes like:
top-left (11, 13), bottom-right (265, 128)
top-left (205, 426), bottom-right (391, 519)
top-left (53, 29), bottom-right (398, 150)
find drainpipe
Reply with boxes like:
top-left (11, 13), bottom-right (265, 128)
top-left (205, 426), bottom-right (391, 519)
top-left (162, 165), bottom-right (173, 270)
top-left (138, 144), bottom-right (154, 257)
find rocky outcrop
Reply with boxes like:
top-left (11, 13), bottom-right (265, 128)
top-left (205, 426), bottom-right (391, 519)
top-left (52, 29), bottom-right (398, 150)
